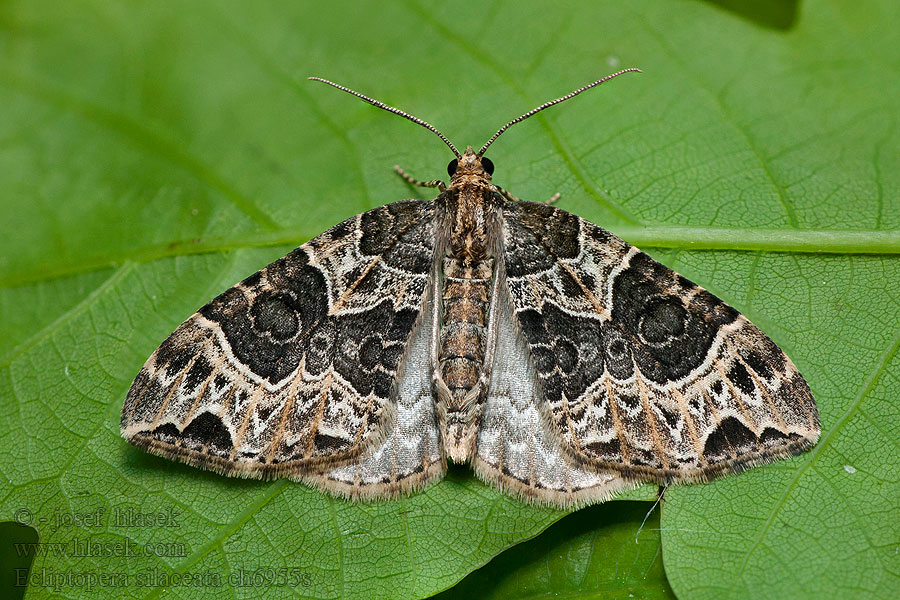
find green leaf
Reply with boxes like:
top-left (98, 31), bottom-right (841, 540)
top-left (1, 1), bottom-right (897, 599)
top-left (433, 501), bottom-right (676, 600)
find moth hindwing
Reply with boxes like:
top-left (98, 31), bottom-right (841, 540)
top-left (121, 71), bottom-right (820, 507)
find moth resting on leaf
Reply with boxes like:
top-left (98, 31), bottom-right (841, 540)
top-left (121, 69), bottom-right (820, 507)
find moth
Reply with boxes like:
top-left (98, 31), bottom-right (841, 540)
top-left (121, 69), bottom-right (820, 506)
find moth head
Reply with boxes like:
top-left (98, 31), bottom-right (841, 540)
top-left (448, 146), bottom-right (494, 184)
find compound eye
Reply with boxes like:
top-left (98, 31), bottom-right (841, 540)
top-left (481, 156), bottom-right (494, 175)
top-left (447, 159), bottom-right (458, 177)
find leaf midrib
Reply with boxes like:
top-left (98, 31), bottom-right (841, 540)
top-left (3, 225), bottom-right (899, 289)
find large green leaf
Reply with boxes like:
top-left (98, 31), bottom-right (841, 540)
top-left (1, 1), bottom-right (897, 599)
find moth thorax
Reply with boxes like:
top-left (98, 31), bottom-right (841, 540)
top-left (446, 190), bottom-right (497, 259)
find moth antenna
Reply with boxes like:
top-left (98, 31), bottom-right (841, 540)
top-left (309, 77), bottom-right (461, 158)
top-left (478, 68), bottom-right (642, 157)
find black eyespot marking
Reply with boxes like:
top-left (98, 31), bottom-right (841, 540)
top-left (447, 159), bottom-right (458, 176)
top-left (609, 339), bottom-right (627, 358)
top-left (481, 156), bottom-right (494, 175)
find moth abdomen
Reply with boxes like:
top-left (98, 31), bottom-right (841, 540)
top-left (439, 257), bottom-right (493, 400)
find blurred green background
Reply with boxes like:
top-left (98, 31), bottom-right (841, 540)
top-left (1, 1), bottom-right (898, 599)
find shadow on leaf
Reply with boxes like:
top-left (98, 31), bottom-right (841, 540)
top-left (698, 0), bottom-right (800, 30)
top-left (433, 501), bottom-right (676, 600)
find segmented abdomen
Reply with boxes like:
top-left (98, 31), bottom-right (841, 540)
top-left (439, 257), bottom-right (493, 402)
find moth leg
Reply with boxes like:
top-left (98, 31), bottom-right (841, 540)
top-left (657, 482), bottom-right (669, 503)
top-left (394, 165), bottom-right (446, 192)
top-left (494, 185), bottom-right (521, 202)
top-left (635, 484), bottom-right (669, 541)
top-left (494, 186), bottom-right (559, 204)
